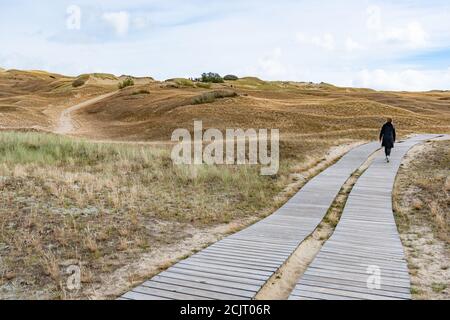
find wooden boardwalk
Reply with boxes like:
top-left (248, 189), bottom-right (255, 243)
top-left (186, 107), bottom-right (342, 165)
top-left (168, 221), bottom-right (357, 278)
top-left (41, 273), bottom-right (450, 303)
top-left (120, 142), bottom-right (379, 300)
top-left (289, 134), bottom-right (441, 300)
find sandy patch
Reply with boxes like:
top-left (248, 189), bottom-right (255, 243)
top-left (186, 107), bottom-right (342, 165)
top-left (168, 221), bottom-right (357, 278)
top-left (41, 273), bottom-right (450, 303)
top-left (401, 225), bottom-right (449, 299)
top-left (394, 139), bottom-right (449, 300)
top-left (55, 91), bottom-right (118, 134)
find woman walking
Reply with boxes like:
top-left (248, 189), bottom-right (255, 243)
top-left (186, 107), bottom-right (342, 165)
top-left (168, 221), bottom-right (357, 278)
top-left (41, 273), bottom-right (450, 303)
top-left (379, 118), bottom-right (396, 163)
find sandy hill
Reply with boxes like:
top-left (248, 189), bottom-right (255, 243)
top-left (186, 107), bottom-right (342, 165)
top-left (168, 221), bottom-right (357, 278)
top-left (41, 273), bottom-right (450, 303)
top-left (1, 69), bottom-right (449, 150)
top-left (70, 77), bottom-right (450, 145)
top-left (0, 69), bottom-right (117, 129)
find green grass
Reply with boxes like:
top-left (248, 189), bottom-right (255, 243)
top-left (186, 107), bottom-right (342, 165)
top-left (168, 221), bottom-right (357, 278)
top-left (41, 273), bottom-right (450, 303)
top-left (165, 78), bottom-right (196, 87)
top-left (431, 283), bottom-right (447, 293)
top-left (118, 77), bottom-right (134, 89)
top-left (174, 78), bottom-right (195, 87)
top-left (0, 131), bottom-right (283, 223)
top-left (232, 77), bottom-right (300, 91)
top-left (90, 73), bottom-right (117, 80)
top-left (191, 90), bottom-right (237, 105)
top-left (0, 131), bottom-right (160, 166)
top-left (195, 82), bottom-right (212, 89)
top-left (0, 131), bottom-right (288, 298)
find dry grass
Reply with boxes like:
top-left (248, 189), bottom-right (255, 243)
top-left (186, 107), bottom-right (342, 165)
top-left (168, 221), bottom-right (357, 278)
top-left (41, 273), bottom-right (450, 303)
top-left (0, 131), bottom-right (289, 299)
top-left (393, 140), bottom-right (449, 299)
top-left (394, 141), bottom-right (449, 242)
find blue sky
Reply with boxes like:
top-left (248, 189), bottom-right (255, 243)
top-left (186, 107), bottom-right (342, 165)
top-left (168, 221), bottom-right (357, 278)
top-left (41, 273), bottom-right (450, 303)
top-left (1, 0), bottom-right (449, 91)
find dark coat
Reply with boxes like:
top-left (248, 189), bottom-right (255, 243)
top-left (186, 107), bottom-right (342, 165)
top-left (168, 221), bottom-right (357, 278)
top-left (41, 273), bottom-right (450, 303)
top-left (379, 123), bottom-right (396, 148)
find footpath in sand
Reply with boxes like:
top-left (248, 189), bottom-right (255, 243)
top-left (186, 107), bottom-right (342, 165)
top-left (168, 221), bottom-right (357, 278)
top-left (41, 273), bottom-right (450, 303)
top-left (55, 91), bottom-right (118, 134)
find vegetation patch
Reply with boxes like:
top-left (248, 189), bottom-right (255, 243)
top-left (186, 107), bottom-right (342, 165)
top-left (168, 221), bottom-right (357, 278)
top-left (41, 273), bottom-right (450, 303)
top-left (118, 77), bottom-right (134, 89)
top-left (72, 75), bottom-right (90, 88)
top-left (200, 72), bottom-right (224, 83)
top-left (195, 82), bottom-right (212, 89)
top-left (191, 90), bottom-right (238, 105)
top-left (132, 89), bottom-right (150, 95)
top-left (224, 74), bottom-right (239, 81)
top-left (0, 131), bottom-right (287, 299)
top-left (394, 140), bottom-right (449, 300)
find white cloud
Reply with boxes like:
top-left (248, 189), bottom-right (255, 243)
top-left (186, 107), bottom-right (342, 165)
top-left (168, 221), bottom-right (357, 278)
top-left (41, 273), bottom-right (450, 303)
top-left (352, 68), bottom-right (450, 91)
top-left (296, 32), bottom-right (335, 51)
top-left (345, 37), bottom-right (364, 52)
top-left (366, 7), bottom-right (428, 48)
top-left (132, 16), bottom-right (151, 30)
top-left (102, 11), bottom-right (130, 36)
top-left (257, 48), bottom-right (286, 77)
top-left (377, 22), bottom-right (427, 48)
top-left (366, 5), bottom-right (382, 30)
top-left (66, 5), bottom-right (81, 31)
top-left (2, 1), bottom-right (450, 91)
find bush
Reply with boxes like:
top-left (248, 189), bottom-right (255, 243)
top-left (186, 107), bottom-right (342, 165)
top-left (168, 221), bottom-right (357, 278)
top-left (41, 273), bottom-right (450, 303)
top-left (195, 82), bottom-right (212, 89)
top-left (118, 77), bottom-right (134, 89)
top-left (132, 89), bottom-right (150, 95)
top-left (174, 78), bottom-right (195, 87)
top-left (224, 74), bottom-right (238, 81)
top-left (191, 90), bottom-right (237, 105)
top-left (200, 72), bottom-right (224, 83)
top-left (72, 74), bottom-right (90, 88)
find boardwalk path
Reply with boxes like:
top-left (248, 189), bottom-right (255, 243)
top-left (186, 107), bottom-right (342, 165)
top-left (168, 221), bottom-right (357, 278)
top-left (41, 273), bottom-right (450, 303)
top-left (121, 142), bottom-right (379, 300)
top-left (289, 134), bottom-right (442, 300)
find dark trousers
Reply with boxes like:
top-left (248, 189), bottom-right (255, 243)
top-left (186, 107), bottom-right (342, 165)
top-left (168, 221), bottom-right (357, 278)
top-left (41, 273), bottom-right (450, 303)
top-left (385, 147), bottom-right (392, 156)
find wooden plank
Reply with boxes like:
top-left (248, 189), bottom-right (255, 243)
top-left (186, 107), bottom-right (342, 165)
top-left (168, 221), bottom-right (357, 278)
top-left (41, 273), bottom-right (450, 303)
top-left (293, 284), bottom-right (405, 300)
top-left (165, 267), bottom-right (266, 286)
top-left (149, 275), bottom-right (255, 298)
top-left (156, 271), bottom-right (261, 292)
top-left (178, 260), bottom-right (273, 277)
top-left (298, 278), bottom-right (411, 298)
top-left (289, 135), bottom-right (440, 300)
top-left (141, 281), bottom-right (245, 300)
top-left (132, 285), bottom-right (214, 300)
top-left (171, 264), bottom-right (270, 281)
top-left (301, 274), bottom-right (411, 293)
top-left (121, 291), bottom-right (170, 300)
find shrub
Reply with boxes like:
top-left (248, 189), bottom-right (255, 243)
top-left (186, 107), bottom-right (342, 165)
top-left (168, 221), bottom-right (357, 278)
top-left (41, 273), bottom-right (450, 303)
top-left (132, 89), bottom-right (150, 95)
top-left (72, 74), bottom-right (90, 88)
top-left (200, 72), bottom-right (224, 83)
top-left (118, 77), bottom-right (135, 89)
top-left (191, 90), bottom-right (237, 105)
top-left (195, 82), bottom-right (212, 89)
top-left (174, 78), bottom-right (195, 87)
top-left (224, 74), bottom-right (238, 81)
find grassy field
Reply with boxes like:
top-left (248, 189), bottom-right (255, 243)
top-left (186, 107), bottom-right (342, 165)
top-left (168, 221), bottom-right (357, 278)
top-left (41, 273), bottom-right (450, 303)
top-left (0, 131), bottom-right (302, 299)
top-left (394, 140), bottom-right (449, 299)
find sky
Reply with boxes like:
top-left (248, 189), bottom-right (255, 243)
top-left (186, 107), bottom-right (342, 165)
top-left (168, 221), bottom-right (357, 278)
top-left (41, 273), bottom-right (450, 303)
top-left (0, 0), bottom-right (449, 91)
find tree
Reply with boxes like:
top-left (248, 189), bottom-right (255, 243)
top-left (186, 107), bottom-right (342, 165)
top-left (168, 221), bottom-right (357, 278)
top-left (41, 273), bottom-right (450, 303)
top-left (224, 74), bottom-right (238, 81)
top-left (200, 72), bottom-right (224, 83)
